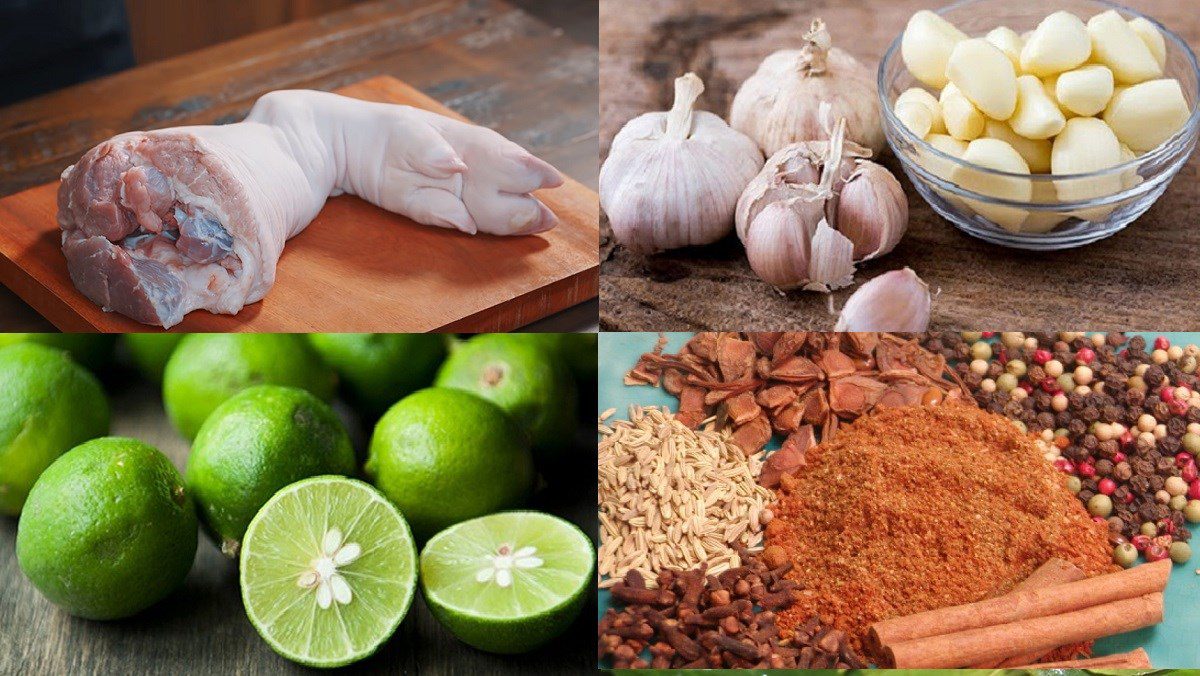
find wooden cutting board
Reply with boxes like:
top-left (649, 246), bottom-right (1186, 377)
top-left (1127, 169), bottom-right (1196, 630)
top-left (0, 76), bottom-right (598, 332)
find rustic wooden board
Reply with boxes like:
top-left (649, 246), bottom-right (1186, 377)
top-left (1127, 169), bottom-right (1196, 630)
top-left (599, 0), bottom-right (1200, 331)
top-left (0, 75), bottom-right (598, 332)
top-left (0, 361), bottom-right (599, 674)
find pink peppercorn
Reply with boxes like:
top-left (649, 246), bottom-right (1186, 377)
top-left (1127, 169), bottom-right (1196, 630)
top-left (1161, 386), bottom-right (1176, 403)
top-left (1076, 347), bottom-right (1096, 364)
top-left (1183, 463), bottom-right (1198, 483)
top-left (1160, 520), bottom-right (1177, 535)
top-left (1078, 462), bottom-right (1097, 478)
top-left (1171, 400), bottom-right (1191, 417)
top-left (1124, 492), bottom-right (1135, 504)
top-left (1155, 336), bottom-right (1170, 351)
top-left (1041, 377), bottom-right (1059, 393)
top-left (1145, 544), bottom-right (1170, 562)
top-left (1053, 458), bottom-right (1075, 473)
top-left (1119, 430), bottom-right (1134, 448)
top-left (1132, 534), bottom-right (1151, 551)
top-left (1099, 478), bottom-right (1117, 495)
top-left (1189, 479), bottom-right (1200, 500)
top-left (1177, 452), bottom-right (1194, 467)
top-left (1113, 451), bottom-right (1127, 463)
top-left (1034, 348), bottom-right (1052, 365)
top-left (982, 332), bottom-right (995, 338)
top-left (1019, 382), bottom-right (1034, 394)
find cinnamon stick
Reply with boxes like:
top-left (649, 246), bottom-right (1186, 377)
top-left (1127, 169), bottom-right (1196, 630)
top-left (886, 592), bottom-right (1164, 668)
top-left (1012, 647), bottom-right (1151, 670)
top-left (868, 559), bottom-right (1170, 652)
top-left (973, 558), bottom-right (1086, 668)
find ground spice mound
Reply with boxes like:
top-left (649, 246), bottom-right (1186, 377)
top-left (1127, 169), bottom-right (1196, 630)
top-left (769, 403), bottom-right (1116, 657)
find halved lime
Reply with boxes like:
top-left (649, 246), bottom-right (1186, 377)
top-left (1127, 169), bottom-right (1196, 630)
top-left (239, 476), bottom-right (417, 668)
top-left (420, 511), bottom-right (594, 654)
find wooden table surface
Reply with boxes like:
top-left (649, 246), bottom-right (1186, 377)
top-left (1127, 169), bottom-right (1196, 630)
top-left (0, 361), bottom-right (599, 674)
top-left (0, 0), bottom-right (599, 332)
top-left (599, 0), bottom-right (1200, 331)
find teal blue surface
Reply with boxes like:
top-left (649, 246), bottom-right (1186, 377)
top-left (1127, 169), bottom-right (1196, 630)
top-left (598, 332), bottom-right (1200, 668)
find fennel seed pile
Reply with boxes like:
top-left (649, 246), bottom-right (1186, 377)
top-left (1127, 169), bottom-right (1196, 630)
top-left (597, 406), bottom-right (774, 588)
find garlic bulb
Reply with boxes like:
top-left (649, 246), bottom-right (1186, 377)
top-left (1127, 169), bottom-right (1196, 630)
top-left (730, 19), bottom-right (884, 156)
top-left (600, 73), bottom-right (763, 253)
top-left (735, 116), bottom-right (907, 291)
top-left (835, 267), bottom-right (932, 331)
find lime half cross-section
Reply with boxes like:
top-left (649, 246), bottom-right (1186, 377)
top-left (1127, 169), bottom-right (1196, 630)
top-left (239, 476), bottom-right (417, 668)
top-left (420, 511), bottom-right (594, 654)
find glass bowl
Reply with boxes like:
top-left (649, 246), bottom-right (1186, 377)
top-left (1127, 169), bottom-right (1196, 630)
top-left (878, 0), bottom-right (1200, 250)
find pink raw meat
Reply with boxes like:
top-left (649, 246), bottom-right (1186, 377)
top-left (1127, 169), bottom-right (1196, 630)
top-left (57, 90), bottom-right (564, 328)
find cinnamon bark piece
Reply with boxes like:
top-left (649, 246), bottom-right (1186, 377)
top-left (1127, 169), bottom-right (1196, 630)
top-left (1011, 647), bottom-right (1151, 669)
top-left (868, 558), bottom-right (1170, 652)
top-left (974, 558), bottom-right (1086, 668)
top-left (885, 592), bottom-right (1163, 668)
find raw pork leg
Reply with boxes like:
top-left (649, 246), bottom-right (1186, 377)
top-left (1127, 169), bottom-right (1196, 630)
top-left (57, 90), bottom-right (563, 328)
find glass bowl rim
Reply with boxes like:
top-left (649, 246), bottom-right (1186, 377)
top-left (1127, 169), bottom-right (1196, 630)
top-left (876, 0), bottom-right (1200, 181)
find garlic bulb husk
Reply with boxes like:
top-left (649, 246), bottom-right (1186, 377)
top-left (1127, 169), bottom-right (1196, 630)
top-left (735, 116), bottom-right (908, 291)
top-left (600, 73), bottom-right (763, 253)
top-left (730, 19), bottom-right (884, 156)
top-left (835, 267), bottom-right (932, 331)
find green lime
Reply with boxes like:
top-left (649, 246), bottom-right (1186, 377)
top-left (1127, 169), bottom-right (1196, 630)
top-left (435, 334), bottom-right (576, 463)
top-left (186, 385), bottom-right (356, 557)
top-left (240, 476), bottom-right (417, 668)
top-left (420, 511), bottom-right (593, 653)
top-left (365, 388), bottom-right (533, 541)
top-left (163, 333), bottom-right (336, 439)
top-left (0, 333), bottom-right (116, 371)
top-left (0, 343), bottom-right (109, 515)
top-left (124, 333), bottom-right (186, 381)
top-left (308, 333), bottom-right (446, 416)
top-left (514, 333), bottom-right (597, 383)
top-left (15, 437), bottom-right (197, 619)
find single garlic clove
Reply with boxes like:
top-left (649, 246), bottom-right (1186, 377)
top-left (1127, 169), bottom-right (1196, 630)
top-left (939, 83), bottom-right (985, 141)
top-left (1119, 143), bottom-right (1142, 191)
top-left (951, 138), bottom-right (1031, 230)
top-left (1020, 11), bottom-right (1092, 77)
top-left (1128, 17), bottom-right (1167, 70)
top-left (986, 27), bottom-right (1025, 70)
top-left (1009, 75), bottom-right (1066, 140)
top-left (1103, 78), bottom-right (1190, 152)
top-left (741, 201), bottom-right (825, 290)
top-left (918, 133), bottom-right (970, 208)
top-left (835, 267), bottom-right (931, 332)
top-left (982, 119), bottom-right (1052, 174)
top-left (897, 87), bottom-right (945, 134)
top-left (1087, 10), bottom-right (1163, 85)
top-left (1020, 179), bottom-right (1069, 233)
top-left (902, 10), bottom-right (967, 89)
top-left (1051, 116), bottom-right (1123, 221)
top-left (946, 38), bottom-right (1018, 120)
top-left (803, 220), bottom-right (856, 292)
top-left (895, 100), bottom-right (934, 138)
top-left (836, 161), bottom-right (908, 261)
top-left (1054, 64), bottom-right (1115, 117)
top-left (1040, 75), bottom-right (1076, 119)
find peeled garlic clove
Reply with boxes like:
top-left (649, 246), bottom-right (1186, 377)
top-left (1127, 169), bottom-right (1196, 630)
top-left (986, 27), bottom-right (1024, 69)
top-left (1051, 116), bottom-right (1123, 220)
top-left (731, 18), bottom-right (883, 155)
top-left (1009, 75), bottom-right (1066, 140)
top-left (1020, 11), bottom-right (1092, 77)
top-left (1054, 64), bottom-right (1114, 117)
top-left (951, 138), bottom-right (1031, 230)
top-left (895, 100), bottom-right (934, 138)
top-left (1103, 78), bottom-right (1190, 152)
top-left (836, 162), bottom-right (908, 261)
top-left (919, 133), bottom-right (970, 206)
top-left (946, 38), bottom-right (1018, 120)
top-left (601, 73), bottom-right (763, 253)
top-left (1020, 180), bottom-right (1069, 233)
top-left (835, 267), bottom-right (931, 332)
top-left (1040, 75), bottom-right (1076, 119)
top-left (1087, 10), bottom-right (1163, 84)
top-left (1128, 17), bottom-right (1167, 70)
top-left (940, 83), bottom-right (985, 141)
top-left (901, 10), bottom-right (967, 89)
top-left (1119, 143), bottom-right (1142, 190)
top-left (983, 119), bottom-right (1052, 174)
top-left (897, 87), bottom-right (946, 134)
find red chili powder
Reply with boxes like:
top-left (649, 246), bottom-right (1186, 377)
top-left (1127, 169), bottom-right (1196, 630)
top-left (767, 403), bottom-right (1116, 657)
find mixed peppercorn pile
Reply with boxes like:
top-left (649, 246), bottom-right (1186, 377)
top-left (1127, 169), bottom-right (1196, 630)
top-left (922, 332), bottom-right (1200, 568)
